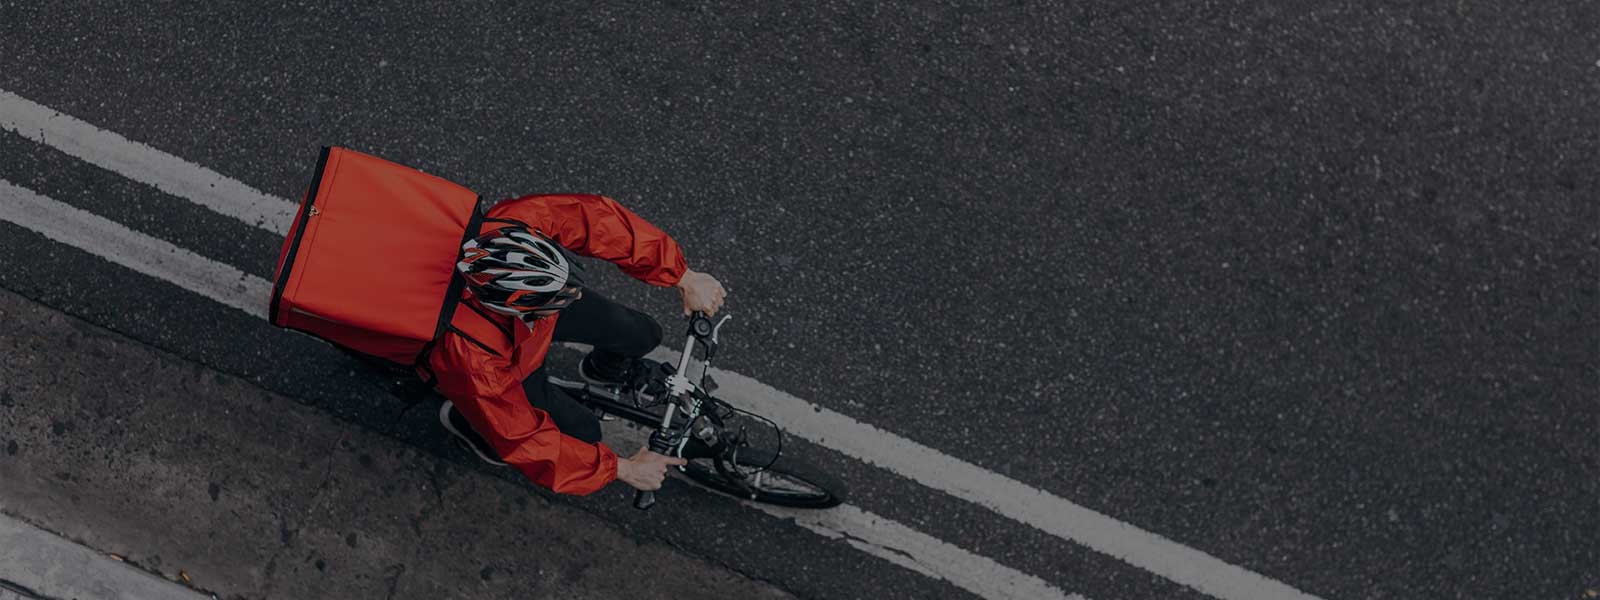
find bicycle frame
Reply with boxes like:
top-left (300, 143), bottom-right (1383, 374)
top-left (546, 375), bottom-right (721, 461)
top-left (550, 313), bottom-right (833, 509)
top-left (547, 311), bottom-right (735, 469)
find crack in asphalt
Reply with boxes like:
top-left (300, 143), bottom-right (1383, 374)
top-left (654, 534), bottom-right (801, 599)
top-left (257, 428), bottom-right (348, 597)
top-left (834, 530), bottom-right (924, 568)
top-left (382, 563), bottom-right (407, 600)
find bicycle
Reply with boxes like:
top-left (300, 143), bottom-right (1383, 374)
top-left (548, 312), bottom-right (844, 510)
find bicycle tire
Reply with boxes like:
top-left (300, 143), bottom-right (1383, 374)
top-left (680, 447), bottom-right (845, 509)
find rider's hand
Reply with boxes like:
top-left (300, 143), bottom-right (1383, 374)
top-left (676, 269), bottom-right (727, 316)
top-left (616, 447), bottom-right (688, 491)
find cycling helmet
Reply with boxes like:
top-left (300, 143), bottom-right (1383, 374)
top-left (457, 225), bottom-right (584, 319)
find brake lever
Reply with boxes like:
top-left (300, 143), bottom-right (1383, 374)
top-left (709, 314), bottom-right (732, 345)
top-left (689, 312), bottom-right (733, 360)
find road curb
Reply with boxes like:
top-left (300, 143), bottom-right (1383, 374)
top-left (0, 511), bottom-right (209, 600)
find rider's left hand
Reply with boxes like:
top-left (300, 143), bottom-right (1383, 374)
top-left (676, 269), bottom-right (726, 316)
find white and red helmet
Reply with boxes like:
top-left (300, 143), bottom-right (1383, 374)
top-left (457, 225), bottom-right (583, 319)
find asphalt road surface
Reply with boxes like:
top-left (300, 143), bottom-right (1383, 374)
top-left (1, 2), bottom-right (1596, 599)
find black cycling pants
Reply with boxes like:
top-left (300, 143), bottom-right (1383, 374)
top-left (519, 288), bottom-right (663, 445)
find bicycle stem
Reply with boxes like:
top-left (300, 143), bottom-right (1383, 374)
top-left (633, 317), bottom-right (710, 510)
top-left (675, 313), bottom-right (729, 455)
top-left (674, 329), bottom-right (699, 389)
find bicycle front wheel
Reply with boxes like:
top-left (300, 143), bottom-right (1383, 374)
top-left (680, 447), bottom-right (844, 509)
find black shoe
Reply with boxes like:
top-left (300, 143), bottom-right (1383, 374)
top-left (579, 354), bottom-right (672, 400)
top-left (438, 402), bottom-right (508, 467)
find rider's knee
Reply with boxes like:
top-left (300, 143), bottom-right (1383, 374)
top-left (642, 317), bottom-right (663, 352)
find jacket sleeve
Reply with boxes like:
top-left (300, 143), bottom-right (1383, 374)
top-left (485, 194), bottom-right (688, 287)
top-left (428, 338), bottom-right (619, 495)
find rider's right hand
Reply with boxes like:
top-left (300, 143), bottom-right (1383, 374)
top-left (617, 447), bottom-right (688, 491)
top-left (675, 269), bottom-right (727, 316)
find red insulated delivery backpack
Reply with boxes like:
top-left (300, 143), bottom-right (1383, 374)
top-left (269, 146), bottom-right (484, 381)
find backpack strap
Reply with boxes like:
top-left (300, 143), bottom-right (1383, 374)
top-left (446, 302), bottom-right (514, 356)
top-left (483, 216), bottom-right (529, 228)
top-left (414, 197), bottom-right (487, 386)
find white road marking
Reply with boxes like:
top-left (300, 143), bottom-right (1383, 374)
top-left (647, 344), bottom-right (1323, 600)
top-left (696, 362), bottom-right (1321, 600)
top-left (0, 179), bottom-right (270, 318)
top-left (0, 90), bottom-right (295, 235)
top-left (0, 88), bottom-right (1327, 600)
top-left (753, 503), bottom-right (1087, 600)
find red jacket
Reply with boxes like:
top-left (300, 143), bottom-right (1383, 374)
top-left (425, 194), bottom-right (687, 495)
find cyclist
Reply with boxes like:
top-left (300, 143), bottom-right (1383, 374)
top-left (431, 193), bottom-right (726, 496)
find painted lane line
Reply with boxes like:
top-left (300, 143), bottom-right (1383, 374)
top-left (0, 87), bottom-right (1325, 600)
top-left (704, 367), bottom-right (1322, 600)
top-left (751, 503), bottom-right (1087, 600)
top-left (0, 179), bottom-right (270, 317)
top-left (0, 179), bottom-right (1083, 600)
top-left (0, 90), bottom-right (295, 235)
top-left (648, 346), bottom-right (1324, 600)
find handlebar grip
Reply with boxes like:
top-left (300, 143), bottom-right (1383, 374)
top-left (633, 430), bottom-right (674, 511)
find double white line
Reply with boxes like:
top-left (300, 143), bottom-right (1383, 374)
top-left (0, 89), bottom-right (1321, 600)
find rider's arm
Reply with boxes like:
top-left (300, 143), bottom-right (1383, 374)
top-left (429, 339), bottom-right (618, 495)
top-left (486, 194), bottom-right (687, 287)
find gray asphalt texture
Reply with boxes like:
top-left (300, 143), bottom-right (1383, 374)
top-left (2, 2), bottom-right (1597, 599)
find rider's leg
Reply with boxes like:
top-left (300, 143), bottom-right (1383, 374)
top-left (552, 288), bottom-right (664, 384)
top-left (441, 293), bottom-right (635, 463)
top-left (521, 367), bottom-right (603, 444)
top-left (438, 370), bottom-right (600, 467)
